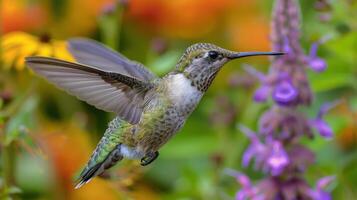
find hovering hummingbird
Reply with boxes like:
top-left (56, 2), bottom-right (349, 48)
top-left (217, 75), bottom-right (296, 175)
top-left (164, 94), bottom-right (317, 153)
top-left (25, 39), bottom-right (283, 189)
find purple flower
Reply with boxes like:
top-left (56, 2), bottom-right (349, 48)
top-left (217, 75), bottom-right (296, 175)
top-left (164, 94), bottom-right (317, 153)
top-left (272, 78), bottom-right (298, 105)
top-left (254, 85), bottom-right (271, 103)
top-left (151, 37), bottom-right (168, 54)
top-left (317, 176), bottom-right (335, 190)
top-left (310, 101), bottom-right (339, 138)
top-left (308, 43), bottom-right (327, 72)
top-left (282, 37), bottom-right (295, 60)
top-left (311, 119), bottom-right (333, 138)
top-left (242, 143), bottom-right (266, 169)
top-left (267, 141), bottom-right (289, 176)
top-left (308, 57), bottom-right (327, 72)
top-left (240, 125), bottom-right (266, 168)
top-left (225, 169), bottom-right (265, 200)
top-left (311, 190), bottom-right (331, 200)
top-left (240, 125), bottom-right (290, 175)
top-left (101, 4), bottom-right (116, 15)
top-left (307, 176), bottom-right (335, 200)
top-left (243, 65), bottom-right (271, 103)
top-left (283, 37), bottom-right (292, 55)
top-left (289, 144), bottom-right (315, 171)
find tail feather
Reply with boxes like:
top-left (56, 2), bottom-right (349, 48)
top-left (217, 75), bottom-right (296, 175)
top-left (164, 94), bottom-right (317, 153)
top-left (74, 163), bottom-right (102, 189)
top-left (74, 117), bottom-right (127, 189)
top-left (74, 146), bottom-right (123, 189)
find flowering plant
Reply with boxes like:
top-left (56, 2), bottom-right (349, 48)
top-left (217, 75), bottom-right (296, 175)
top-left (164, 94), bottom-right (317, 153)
top-left (228, 0), bottom-right (336, 199)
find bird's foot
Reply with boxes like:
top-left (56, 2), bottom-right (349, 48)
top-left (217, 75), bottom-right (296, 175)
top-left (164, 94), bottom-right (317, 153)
top-left (140, 151), bottom-right (159, 166)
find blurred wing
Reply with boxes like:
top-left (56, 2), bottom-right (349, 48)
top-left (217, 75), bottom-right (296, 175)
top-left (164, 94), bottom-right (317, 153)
top-left (26, 57), bottom-right (156, 124)
top-left (67, 38), bottom-right (157, 81)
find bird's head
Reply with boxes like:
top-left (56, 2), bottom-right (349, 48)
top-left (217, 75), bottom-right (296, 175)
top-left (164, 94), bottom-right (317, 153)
top-left (175, 43), bottom-right (283, 92)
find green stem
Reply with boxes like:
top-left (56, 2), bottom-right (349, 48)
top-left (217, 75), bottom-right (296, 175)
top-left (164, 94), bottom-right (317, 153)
top-left (99, 4), bottom-right (124, 50)
top-left (0, 79), bottom-right (38, 118)
top-left (1, 143), bottom-right (16, 198)
top-left (0, 78), bottom-right (38, 198)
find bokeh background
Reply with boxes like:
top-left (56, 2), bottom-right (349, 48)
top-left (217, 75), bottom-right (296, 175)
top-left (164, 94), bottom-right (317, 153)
top-left (0, 0), bottom-right (356, 199)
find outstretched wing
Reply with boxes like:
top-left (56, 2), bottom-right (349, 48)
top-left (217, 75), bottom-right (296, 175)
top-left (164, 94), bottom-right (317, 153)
top-left (26, 57), bottom-right (156, 124)
top-left (67, 38), bottom-right (156, 82)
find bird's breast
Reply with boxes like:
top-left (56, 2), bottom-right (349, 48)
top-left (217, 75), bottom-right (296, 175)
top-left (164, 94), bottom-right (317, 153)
top-left (165, 73), bottom-right (203, 114)
top-left (125, 74), bottom-right (203, 153)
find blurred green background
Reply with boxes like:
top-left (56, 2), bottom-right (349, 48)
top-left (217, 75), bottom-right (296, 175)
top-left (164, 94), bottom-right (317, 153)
top-left (0, 0), bottom-right (356, 199)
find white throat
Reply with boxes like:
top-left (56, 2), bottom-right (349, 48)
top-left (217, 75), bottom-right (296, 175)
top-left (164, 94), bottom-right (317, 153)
top-left (166, 73), bottom-right (203, 107)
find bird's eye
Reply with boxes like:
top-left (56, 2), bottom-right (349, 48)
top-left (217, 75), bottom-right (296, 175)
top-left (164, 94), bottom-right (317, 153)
top-left (208, 51), bottom-right (219, 60)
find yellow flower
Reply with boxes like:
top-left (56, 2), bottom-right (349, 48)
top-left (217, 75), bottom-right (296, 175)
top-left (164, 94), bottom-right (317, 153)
top-left (1, 31), bottom-right (74, 71)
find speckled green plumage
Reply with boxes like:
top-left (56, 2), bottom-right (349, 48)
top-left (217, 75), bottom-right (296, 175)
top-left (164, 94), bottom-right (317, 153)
top-left (85, 118), bottom-right (129, 171)
top-left (80, 86), bottom-right (173, 181)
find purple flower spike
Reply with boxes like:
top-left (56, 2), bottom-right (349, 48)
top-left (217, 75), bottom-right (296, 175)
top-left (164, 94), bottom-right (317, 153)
top-left (273, 79), bottom-right (298, 105)
top-left (254, 85), bottom-right (271, 103)
top-left (267, 141), bottom-right (289, 175)
top-left (232, 0), bottom-right (335, 198)
top-left (311, 119), bottom-right (333, 138)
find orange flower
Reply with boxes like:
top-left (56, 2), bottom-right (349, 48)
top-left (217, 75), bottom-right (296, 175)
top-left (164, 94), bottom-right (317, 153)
top-left (48, 0), bottom-right (114, 37)
top-left (1, 0), bottom-right (48, 33)
top-left (227, 0), bottom-right (270, 51)
top-left (334, 102), bottom-right (357, 151)
top-left (1, 32), bottom-right (74, 71)
top-left (38, 122), bottom-right (93, 191)
top-left (126, 0), bottom-right (235, 38)
top-left (337, 125), bottom-right (357, 151)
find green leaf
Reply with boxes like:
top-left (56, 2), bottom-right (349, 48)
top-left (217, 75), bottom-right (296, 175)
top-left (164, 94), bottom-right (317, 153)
top-left (149, 50), bottom-right (181, 75)
top-left (15, 155), bottom-right (54, 193)
top-left (4, 97), bottom-right (38, 145)
top-left (350, 96), bottom-right (357, 112)
top-left (8, 186), bottom-right (22, 195)
top-left (310, 73), bottom-right (354, 92)
top-left (325, 32), bottom-right (357, 72)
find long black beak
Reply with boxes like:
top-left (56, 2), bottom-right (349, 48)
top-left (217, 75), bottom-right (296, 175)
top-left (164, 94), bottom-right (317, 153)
top-left (228, 52), bottom-right (285, 59)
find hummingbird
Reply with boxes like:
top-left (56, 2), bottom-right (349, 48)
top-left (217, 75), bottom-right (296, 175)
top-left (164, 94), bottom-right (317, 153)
top-left (25, 39), bottom-right (283, 189)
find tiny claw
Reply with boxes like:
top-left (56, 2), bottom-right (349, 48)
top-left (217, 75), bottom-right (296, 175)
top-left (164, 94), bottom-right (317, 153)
top-left (140, 151), bottom-right (159, 166)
